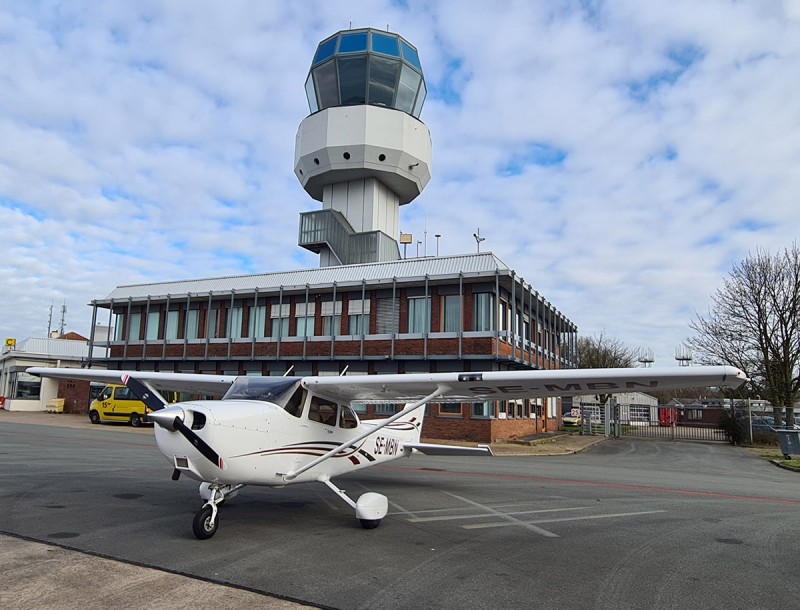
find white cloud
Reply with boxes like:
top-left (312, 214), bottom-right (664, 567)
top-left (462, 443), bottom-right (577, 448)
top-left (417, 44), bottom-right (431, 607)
top-left (1, 0), bottom-right (799, 367)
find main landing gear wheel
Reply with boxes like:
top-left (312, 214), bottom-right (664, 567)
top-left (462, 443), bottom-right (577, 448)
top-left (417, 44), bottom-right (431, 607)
top-left (192, 505), bottom-right (219, 539)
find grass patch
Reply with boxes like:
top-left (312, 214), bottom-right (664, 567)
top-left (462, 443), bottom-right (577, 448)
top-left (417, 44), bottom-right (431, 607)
top-left (746, 447), bottom-right (800, 469)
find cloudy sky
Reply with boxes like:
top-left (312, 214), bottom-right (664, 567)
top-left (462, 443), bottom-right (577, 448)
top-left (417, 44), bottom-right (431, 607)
top-left (2, 0), bottom-right (799, 366)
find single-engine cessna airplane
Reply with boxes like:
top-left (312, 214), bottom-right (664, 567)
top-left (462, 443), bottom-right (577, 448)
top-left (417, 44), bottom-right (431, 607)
top-left (29, 365), bottom-right (746, 539)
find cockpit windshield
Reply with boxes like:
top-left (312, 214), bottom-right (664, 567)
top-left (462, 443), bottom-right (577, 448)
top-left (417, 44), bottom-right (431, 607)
top-left (222, 377), bottom-right (301, 407)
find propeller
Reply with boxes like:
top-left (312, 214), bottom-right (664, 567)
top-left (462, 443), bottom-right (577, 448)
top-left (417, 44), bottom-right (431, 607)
top-left (148, 405), bottom-right (225, 470)
top-left (121, 375), bottom-right (225, 470)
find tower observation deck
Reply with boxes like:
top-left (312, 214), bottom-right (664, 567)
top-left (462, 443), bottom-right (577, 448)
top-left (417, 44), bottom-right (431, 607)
top-left (294, 28), bottom-right (432, 267)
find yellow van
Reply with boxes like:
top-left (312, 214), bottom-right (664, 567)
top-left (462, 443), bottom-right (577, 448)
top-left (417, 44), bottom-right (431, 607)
top-left (88, 384), bottom-right (151, 427)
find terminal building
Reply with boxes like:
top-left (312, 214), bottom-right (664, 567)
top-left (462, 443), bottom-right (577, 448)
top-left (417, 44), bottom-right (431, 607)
top-left (81, 28), bottom-right (577, 442)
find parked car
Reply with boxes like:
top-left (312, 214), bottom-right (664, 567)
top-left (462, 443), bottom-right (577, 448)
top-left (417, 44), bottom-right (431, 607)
top-left (562, 410), bottom-right (581, 427)
top-left (750, 416), bottom-right (775, 432)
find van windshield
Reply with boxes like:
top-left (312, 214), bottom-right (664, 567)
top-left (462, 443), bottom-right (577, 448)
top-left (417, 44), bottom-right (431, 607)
top-left (222, 377), bottom-right (301, 407)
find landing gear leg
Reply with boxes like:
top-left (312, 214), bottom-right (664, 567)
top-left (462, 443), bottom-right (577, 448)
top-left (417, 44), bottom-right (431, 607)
top-left (192, 483), bottom-right (245, 540)
top-left (318, 475), bottom-right (388, 529)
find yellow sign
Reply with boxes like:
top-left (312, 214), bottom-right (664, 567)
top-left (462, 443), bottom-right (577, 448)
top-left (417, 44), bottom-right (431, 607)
top-left (4, 338), bottom-right (15, 348)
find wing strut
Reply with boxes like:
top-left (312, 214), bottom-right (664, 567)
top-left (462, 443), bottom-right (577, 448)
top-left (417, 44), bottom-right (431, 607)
top-left (282, 384), bottom-right (449, 482)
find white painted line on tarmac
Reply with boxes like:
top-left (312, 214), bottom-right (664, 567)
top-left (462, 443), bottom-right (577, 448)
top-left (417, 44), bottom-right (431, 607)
top-left (407, 506), bottom-right (591, 523)
top-left (442, 491), bottom-right (560, 537)
top-left (388, 500), bottom-right (567, 517)
top-left (462, 510), bottom-right (668, 530)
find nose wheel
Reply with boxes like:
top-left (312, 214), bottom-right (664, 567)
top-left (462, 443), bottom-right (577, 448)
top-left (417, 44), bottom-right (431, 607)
top-left (193, 505), bottom-right (219, 539)
top-left (191, 482), bottom-right (244, 539)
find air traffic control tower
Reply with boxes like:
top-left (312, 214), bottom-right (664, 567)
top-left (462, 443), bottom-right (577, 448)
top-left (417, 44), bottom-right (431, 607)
top-left (294, 28), bottom-right (432, 267)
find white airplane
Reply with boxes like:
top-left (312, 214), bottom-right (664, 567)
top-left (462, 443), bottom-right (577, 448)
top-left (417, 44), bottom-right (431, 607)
top-left (29, 365), bottom-right (746, 539)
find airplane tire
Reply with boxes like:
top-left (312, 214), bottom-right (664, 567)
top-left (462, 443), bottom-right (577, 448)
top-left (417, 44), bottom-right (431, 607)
top-left (360, 519), bottom-right (381, 530)
top-left (89, 410), bottom-right (100, 424)
top-left (130, 413), bottom-right (142, 427)
top-left (193, 506), bottom-right (219, 540)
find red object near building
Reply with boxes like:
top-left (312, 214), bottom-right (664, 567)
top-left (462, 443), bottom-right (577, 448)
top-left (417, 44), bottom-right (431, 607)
top-left (658, 407), bottom-right (678, 426)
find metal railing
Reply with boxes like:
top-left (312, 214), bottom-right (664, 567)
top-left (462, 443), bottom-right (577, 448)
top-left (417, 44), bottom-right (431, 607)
top-left (579, 405), bottom-right (726, 442)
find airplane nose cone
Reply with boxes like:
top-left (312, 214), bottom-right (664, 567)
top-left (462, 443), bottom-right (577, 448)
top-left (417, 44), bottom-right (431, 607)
top-left (149, 405), bottom-right (185, 431)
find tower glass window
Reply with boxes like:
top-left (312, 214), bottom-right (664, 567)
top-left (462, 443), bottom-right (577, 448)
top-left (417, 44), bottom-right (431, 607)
top-left (313, 37), bottom-right (337, 64)
top-left (371, 32), bottom-right (399, 57)
top-left (338, 56), bottom-right (368, 105)
top-left (339, 32), bottom-right (367, 53)
top-left (305, 28), bottom-right (426, 118)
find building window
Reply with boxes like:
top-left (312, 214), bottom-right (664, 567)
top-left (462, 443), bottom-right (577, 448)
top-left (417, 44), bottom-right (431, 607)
top-left (472, 401), bottom-right (492, 418)
top-left (249, 305), bottom-right (267, 338)
top-left (227, 306), bottom-right (243, 339)
top-left (186, 310), bottom-right (199, 340)
top-left (323, 314), bottom-right (341, 336)
top-left (295, 316), bottom-right (315, 337)
top-left (11, 372), bottom-right (41, 399)
top-left (499, 300), bottom-right (510, 334)
top-left (348, 298), bottom-right (370, 335)
top-left (407, 296), bottom-right (430, 333)
top-left (294, 302), bottom-right (316, 337)
top-left (374, 403), bottom-right (397, 415)
top-left (686, 408), bottom-right (703, 421)
top-left (321, 300), bottom-right (342, 336)
top-left (146, 311), bottom-right (160, 340)
top-left (438, 402), bottom-right (462, 416)
top-left (206, 309), bottom-right (219, 339)
top-left (440, 295), bottom-right (461, 332)
top-left (473, 293), bottom-right (495, 331)
top-left (129, 313), bottom-right (141, 340)
top-left (498, 400), bottom-right (508, 418)
top-left (376, 298), bottom-right (399, 333)
top-left (270, 303), bottom-right (290, 339)
top-left (114, 314), bottom-right (124, 340)
top-left (165, 311), bottom-right (179, 340)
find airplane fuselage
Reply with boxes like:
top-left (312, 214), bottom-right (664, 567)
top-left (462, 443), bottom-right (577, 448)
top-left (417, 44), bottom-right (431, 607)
top-left (154, 399), bottom-right (419, 486)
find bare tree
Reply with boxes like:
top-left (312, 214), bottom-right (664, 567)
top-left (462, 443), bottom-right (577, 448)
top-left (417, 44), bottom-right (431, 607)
top-left (576, 331), bottom-right (642, 405)
top-left (688, 245), bottom-right (800, 426)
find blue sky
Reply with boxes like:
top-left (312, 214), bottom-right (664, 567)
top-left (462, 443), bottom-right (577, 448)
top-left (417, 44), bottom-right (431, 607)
top-left (2, 0), bottom-right (800, 366)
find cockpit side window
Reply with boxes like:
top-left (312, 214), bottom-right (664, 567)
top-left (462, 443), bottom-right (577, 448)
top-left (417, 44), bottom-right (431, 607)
top-left (339, 406), bottom-right (358, 429)
top-left (284, 387), bottom-right (306, 418)
top-left (308, 396), bottom-right (338, 426)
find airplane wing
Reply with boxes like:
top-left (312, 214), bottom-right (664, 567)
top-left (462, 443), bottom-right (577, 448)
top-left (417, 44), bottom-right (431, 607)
top-left (26, 367), bottom-right (237, 396)
top-left (29, 365), bottom-right (746, 404)
top-left (303, 365), bottom-right (747, 405)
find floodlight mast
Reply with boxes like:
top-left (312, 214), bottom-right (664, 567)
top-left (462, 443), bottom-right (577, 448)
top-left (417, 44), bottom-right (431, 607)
top-left (294, 28), bottom-right (432, 267)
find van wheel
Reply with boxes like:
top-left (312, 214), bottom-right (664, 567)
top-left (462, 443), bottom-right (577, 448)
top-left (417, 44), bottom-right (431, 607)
top-left (130, 413), bottom-right (142, 427)
top-left (89, 410), bottom-right (100, 424)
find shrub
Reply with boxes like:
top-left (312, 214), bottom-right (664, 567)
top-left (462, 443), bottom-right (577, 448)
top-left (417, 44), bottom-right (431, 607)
top-left (718, 410), bottom-right (746, 445)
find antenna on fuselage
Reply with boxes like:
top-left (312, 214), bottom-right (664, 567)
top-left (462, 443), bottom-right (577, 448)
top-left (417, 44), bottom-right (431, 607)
top-left (340, 365), bottom-right (349, 376)
top-left (283, 366), bottom-right (295, 376)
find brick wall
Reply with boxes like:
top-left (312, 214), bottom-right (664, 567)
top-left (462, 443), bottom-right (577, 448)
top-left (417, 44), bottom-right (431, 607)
top-left (57, 379), bottom-right (91, 414)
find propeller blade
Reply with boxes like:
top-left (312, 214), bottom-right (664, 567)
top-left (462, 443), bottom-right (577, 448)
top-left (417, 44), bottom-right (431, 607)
top-left (173, 416), bottom-right (225, 470)
top-left (121, 374), bottom-right (168, 412)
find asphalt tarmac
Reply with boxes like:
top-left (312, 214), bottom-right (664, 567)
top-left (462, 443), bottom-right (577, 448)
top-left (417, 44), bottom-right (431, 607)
top-left (3, 411), bottom-right (800, 609)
